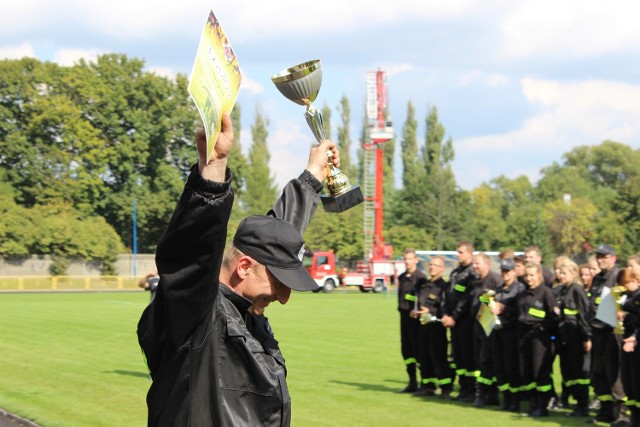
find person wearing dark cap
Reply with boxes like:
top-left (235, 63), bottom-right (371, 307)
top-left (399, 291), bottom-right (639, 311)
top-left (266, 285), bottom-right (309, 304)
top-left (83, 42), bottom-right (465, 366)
top-left (588, 243), bottom-right (625, 423)
top-left (492, 258), bottom-right (526, 412)
top-left (137, 112), bottom-right (340, 426)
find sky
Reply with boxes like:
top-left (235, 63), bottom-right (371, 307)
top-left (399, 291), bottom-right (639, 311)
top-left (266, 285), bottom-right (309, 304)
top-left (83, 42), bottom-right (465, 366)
top-left (2, 0), bottom-right (640, 190)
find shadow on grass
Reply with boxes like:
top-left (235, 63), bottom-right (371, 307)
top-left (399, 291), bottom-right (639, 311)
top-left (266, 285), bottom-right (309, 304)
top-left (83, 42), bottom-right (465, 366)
top-left (107, 369), bottom-right (150, 379)
top-left (329, 379), bottom-right (406, 393)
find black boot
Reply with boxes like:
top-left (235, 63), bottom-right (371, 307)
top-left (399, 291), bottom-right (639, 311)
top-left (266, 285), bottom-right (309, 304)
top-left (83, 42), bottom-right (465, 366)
top-left (500, 391), bottom-right (512, 411)
top-left (486, 385), bottom-right (500, 406)
top-left (398, 364), bottom-right (418, 393)
top-left (593, 401), bottom-right (615, 423)
top-left (528, 395), bottom-right (538, 416)
top-left (474, 384), bottom-right (486, 408)
top-left (508, 393), bottom-right (520, 412)
top-left (567, 387), bottom-right (590, 417)
top-left (531, 394), bottom-right (549, 417)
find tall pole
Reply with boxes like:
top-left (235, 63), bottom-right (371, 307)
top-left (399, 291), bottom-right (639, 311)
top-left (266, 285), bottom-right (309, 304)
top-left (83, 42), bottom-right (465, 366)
top-left (132, 198), bottom-right (137, 277)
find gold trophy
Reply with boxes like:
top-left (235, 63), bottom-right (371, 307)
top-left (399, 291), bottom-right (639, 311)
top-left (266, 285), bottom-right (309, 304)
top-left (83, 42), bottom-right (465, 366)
top-left (271, 60), bottom-right (363, 213)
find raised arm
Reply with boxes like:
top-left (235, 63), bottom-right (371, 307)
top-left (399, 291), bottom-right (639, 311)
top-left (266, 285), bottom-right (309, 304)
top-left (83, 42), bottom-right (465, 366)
top-left (268, 140), bottom-right (339, 233)
top-left (138, 113), bottom-right (235, 365)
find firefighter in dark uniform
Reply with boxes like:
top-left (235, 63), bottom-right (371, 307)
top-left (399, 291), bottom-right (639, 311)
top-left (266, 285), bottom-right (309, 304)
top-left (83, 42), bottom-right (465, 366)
top-left (618, 268), bottom-right (640, 427)
top-left (492, 258), bottom-right (526, 412)
top-left (469, 252), bottom-right (503, 408)
top-left (411, 256), bottom-right (453, 398)
top-left (588, 244), bottom-right (624, 423)
top-left (517, 262), bottom-right (559, 417)
top-left (442, 241), bottom-right (477, 401)
top-left (554, 258), bottom-right (592, 417)
top-left (397, 248), bottom-right (426, 393)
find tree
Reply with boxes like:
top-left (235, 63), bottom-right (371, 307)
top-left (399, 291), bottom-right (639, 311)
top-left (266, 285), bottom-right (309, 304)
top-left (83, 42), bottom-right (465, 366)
top-left (420, 106), bottom-right (459, 249)
top-left (400, 102), bottom-right (420, 188)
top-left (243, 106), bottom-right (277, 216)
top-left (336, 95), bottom-right (355, 179)
top-left (321, 102), bottom-right (332, 140)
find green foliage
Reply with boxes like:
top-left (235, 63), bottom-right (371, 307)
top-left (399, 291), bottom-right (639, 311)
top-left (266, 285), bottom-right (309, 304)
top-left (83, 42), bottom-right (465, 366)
top-left (336, 95), bottom-right (356, 179)
top-left (243, 106), bottom-right (277, 216)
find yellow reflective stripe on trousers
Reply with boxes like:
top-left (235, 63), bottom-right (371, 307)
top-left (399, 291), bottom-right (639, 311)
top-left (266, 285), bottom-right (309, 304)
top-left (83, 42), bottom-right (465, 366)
top-left (405, 294), bottom-right (417, 302)
top-left (422, 378), bottom-right (437, 385)
top-left (536, 384), bottom-right (552, 392)
top-left (438, 377), bottom-right (452, 386)
top-left (563, 308), bottom-right (579, 316)
top-left (528, 307), bottom-right (546, 318)
top-left (404, 357), bottom-right (417, 365)
top-left (597, 394), bottom-right (614, 402)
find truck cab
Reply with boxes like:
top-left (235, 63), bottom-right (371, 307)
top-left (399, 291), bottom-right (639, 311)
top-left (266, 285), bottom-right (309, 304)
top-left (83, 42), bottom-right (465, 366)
top-left (303, 250), bottom-right (339, 293)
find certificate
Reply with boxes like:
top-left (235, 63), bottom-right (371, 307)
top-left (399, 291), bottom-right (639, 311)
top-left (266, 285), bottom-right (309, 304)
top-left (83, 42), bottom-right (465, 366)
top-left (188, 10), bottom-right (242, 158)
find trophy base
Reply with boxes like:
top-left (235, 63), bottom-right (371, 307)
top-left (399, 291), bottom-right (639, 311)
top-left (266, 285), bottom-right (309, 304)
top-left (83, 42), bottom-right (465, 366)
top-left (321, 186), bottom-right (364, 213)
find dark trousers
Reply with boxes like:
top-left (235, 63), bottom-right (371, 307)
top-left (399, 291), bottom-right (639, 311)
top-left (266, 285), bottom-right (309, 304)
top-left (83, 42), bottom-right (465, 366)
top-left (452, 316), bottom-right (476, 391)
top-left (473, 321), bottom-right (495, 391)
top-left (591, 328), bottom-right (624, 401)
top-left (621, 341), bottom-right (640, 406)
top-left (557, 329), bottom-right (590, 408)
top-left (418, 322), bottom-right (453, 391)
top-left (519, 326), bottom-right (554, 399)
top-left (493, 325), bottom-right (522, 395)
top-left (400, 310), bottom-right (420, 382)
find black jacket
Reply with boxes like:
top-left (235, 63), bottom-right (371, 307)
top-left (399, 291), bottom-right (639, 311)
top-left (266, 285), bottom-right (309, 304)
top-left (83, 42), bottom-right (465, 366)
top-left (589, 266), bottom-right (621, 330)
top-left (443, 263), bottom-right (476, 321)
top-left (397, 269), bottom-right (427, 312)
top-left (494, 279), bottom-right (526, 327)
top-left (415, 276), bottom-right (447, 319)
top-left (557, 283), bottom-right (592, 341)
top-left (517, 285), bottom-right (558, 332)
top-left (137, 166), bottom-right (322, 426)
top-left (469, 271), bottom-right (503, 320)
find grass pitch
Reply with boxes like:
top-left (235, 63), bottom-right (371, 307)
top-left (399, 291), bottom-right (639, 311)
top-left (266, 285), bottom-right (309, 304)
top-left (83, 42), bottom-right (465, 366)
top-left (0, 290), bottom-right (596, 426)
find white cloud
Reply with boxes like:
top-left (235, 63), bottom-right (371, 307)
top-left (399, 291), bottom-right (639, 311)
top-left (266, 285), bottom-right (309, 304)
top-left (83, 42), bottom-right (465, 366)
top-left (458, 77), bottom-right (640, 153)
top-left (146, 66), bottom-right (175, 79)
top-left (53, 48), bottom-right (103, 66)
top-left (457, 69), bottom-right (510, 87)
top-left (240, 77), bottom-right (263, 95)
top-left (0, 42), bottom-right (36, 59)
top-left (501, 0), bottom-right (640, 58)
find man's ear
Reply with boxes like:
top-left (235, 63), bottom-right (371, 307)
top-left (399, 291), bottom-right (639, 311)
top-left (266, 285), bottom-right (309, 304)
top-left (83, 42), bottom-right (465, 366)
top-left (236, 256), bottom-right (254, 280)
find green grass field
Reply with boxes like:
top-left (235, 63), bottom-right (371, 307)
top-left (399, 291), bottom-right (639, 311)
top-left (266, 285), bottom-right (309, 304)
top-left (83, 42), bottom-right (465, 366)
top-left (0, 290), bottom-right (601, 426)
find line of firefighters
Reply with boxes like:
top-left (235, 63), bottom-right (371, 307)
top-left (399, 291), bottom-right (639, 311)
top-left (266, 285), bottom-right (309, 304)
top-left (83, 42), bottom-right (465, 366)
top-left (397, 243), bottom-right (640, 426)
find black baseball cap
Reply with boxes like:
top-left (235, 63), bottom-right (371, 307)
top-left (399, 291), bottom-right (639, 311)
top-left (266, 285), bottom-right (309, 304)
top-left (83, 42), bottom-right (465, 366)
top-left (594, 244), bottom-right (616, 256)
top-left (500, 258), bottom-right (516, 271)
top-left (233, 215), bottom-right (318, 291)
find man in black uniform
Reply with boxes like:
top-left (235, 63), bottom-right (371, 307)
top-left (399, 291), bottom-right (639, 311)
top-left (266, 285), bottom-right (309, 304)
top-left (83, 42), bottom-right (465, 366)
top-left (137, 113), bottom-right (341, 426)
top-left (442, 241), bottom-right (477, 401)
top-left (469, 252), bottom-right (503, 407)
top-left (411, 256), bottom-right (452, 398)
top-left (588, 243), bottom-right (624, 423)
top-left (397, 248), bottom-right (426, 393)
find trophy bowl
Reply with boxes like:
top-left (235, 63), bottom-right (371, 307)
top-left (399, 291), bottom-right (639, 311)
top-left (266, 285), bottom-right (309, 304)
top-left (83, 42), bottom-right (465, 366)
top-left (271, 60), bottom-right (322, 106)
top-left (270, 59), bottom-right (363, 213)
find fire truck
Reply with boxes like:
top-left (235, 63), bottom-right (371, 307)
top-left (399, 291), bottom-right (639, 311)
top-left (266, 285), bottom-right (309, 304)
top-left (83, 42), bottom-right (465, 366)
top-left (305, 70), bottom-right (402, 293)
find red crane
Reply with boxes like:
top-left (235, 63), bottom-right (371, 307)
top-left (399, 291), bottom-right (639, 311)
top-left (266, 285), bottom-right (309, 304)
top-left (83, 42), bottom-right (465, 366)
top-left (363, 70), bottom-right (394, 261)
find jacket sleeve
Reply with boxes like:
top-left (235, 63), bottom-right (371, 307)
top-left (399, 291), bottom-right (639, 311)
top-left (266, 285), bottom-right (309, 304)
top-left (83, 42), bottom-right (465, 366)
top-left (137, 165), bottom-right (233, 371)
top-left (575, 286), bottom-right (592, 340)
top-left (267, 169), bottom-right (323, 234)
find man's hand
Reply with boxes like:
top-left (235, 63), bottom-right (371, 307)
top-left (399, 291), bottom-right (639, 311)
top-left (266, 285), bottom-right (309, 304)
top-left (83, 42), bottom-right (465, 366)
top-left (441, 315), bottom-right (455, 328)
top-left (306, 140), bottom-right (340, 183)
top-left (196, 112), bottom-right (234, 182)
